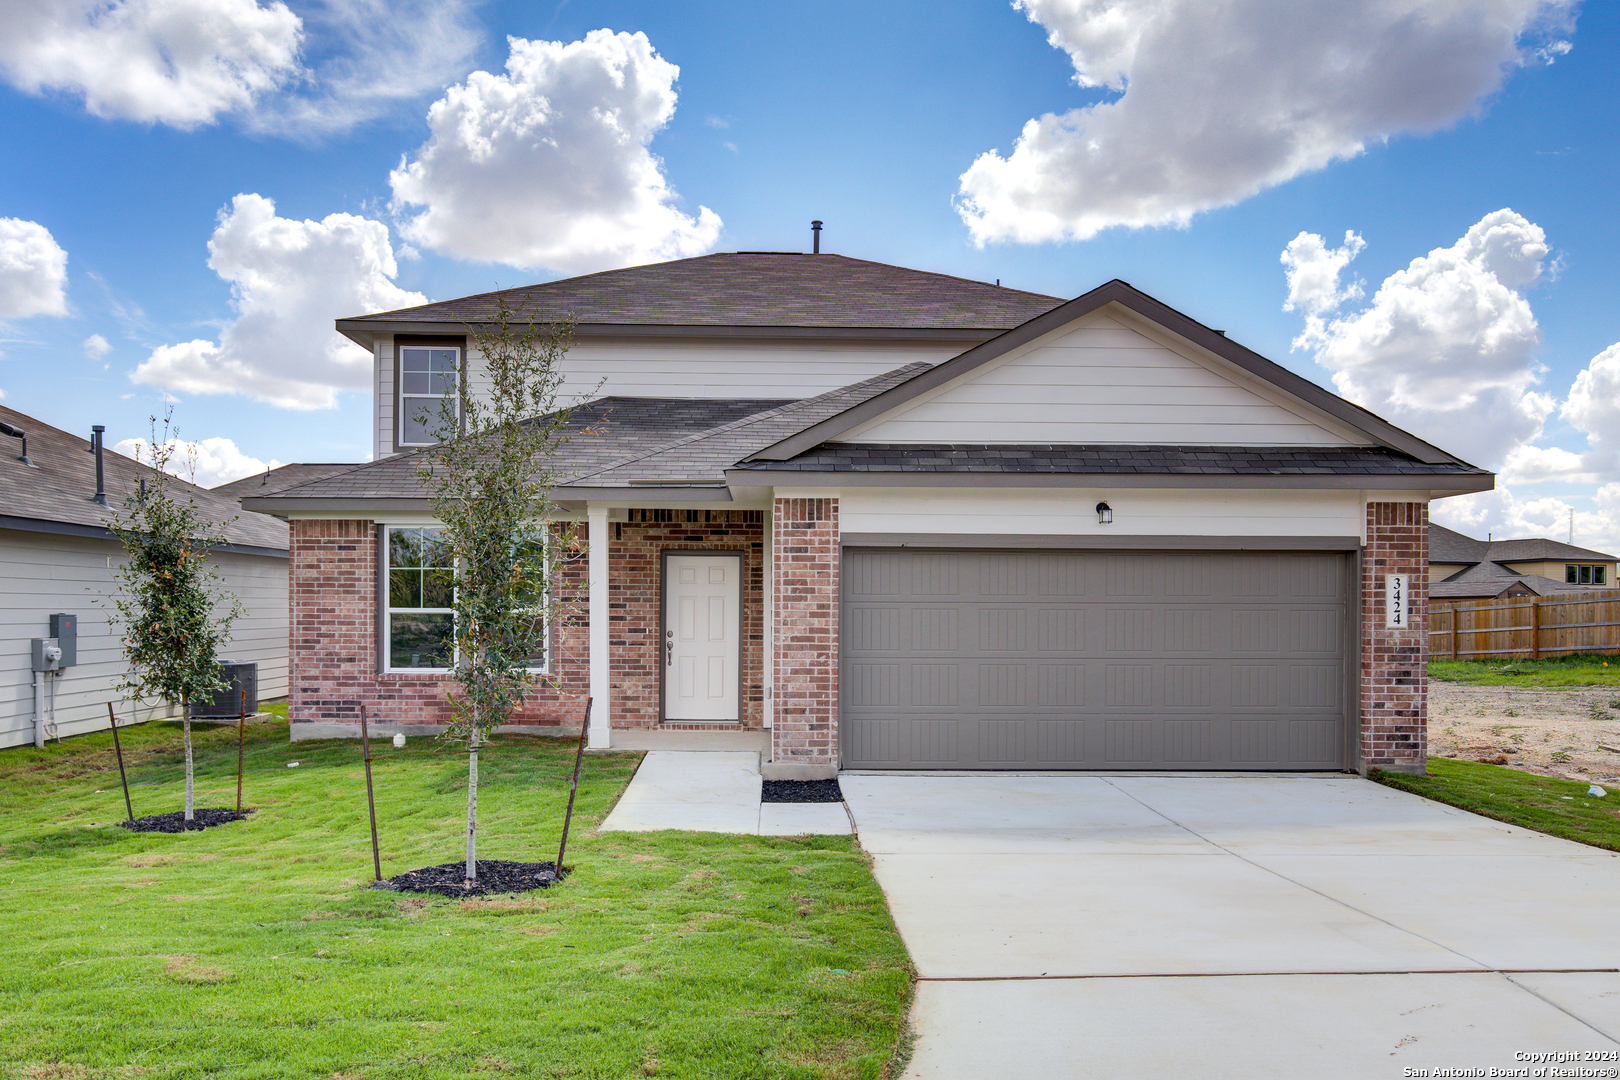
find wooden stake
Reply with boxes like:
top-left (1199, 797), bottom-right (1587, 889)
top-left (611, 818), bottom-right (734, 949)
top-left (107, 702), bottom-right (134, 825)
top-left (556, 697), bottom-right (591, 878)
top-left (236, 690), bottom-right (246, 819)
top-left (360, 704), bottom-right (382, 882)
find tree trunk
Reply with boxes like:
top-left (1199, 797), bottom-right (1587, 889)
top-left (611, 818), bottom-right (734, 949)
top-left (182, 697), bottom-right (194, 823)
top-left (465, 729), bottom-right (479, 881)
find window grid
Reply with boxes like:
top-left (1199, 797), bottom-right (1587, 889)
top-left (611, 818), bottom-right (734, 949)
top-left (398, 346), bottom-right (460, 447)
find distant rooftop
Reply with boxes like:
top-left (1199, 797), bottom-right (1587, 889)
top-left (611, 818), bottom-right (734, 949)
top-left (1430, 523), bottom-right (1616, 565)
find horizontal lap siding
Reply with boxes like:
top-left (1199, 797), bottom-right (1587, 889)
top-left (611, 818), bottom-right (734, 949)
top-left (0, 530), bottom-right (287, 748)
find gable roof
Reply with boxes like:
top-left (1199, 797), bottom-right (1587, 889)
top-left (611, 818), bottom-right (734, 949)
top-left (747, 279), bottom-right (1473, 468)
top-left (212, 462), bottom-right (364, 503)
top-left (336, 252), bottom-right (1063, 346)
top-left (0, 404), bottom-right (289, 555)
top-left (1429, 559), bottom-right (1604, 599)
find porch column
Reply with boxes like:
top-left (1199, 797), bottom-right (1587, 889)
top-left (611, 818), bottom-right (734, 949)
top-left (588, 503), bottom-right (611, 749)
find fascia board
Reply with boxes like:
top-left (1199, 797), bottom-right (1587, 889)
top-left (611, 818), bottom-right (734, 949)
top-left (747, 280), bottom-right (1472, 466)
top-left (334, 319), bottom-right (998, 345)
top-left (251, 485), bottom-right (739, 517)
top-left (0, 514), bottom-right (288, 558)
top-left (723, 468), bottom-right (1494, 493)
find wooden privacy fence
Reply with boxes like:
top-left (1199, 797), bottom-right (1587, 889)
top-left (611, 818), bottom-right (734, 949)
top-left (1430, 589), bottom-right (1620, 660)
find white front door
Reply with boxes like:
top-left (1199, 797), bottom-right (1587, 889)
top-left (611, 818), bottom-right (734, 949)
top-left (664, 553), bottom-right (742, 721)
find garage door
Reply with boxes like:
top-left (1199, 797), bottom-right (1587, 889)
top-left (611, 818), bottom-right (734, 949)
top-left (841, 549), bottom-right (1351, 770)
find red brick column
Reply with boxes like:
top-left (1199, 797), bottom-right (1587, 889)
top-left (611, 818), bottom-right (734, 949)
top-left (771, 497), bottom-right (840, 777)
top-left (1360, 501), bottom-right (1429, 774)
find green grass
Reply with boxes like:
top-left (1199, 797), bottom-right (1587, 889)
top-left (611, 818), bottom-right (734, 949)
top-left (1428, 652), bottom-right (1620, 687)
top-left (1373, 756), bottom-right (1620, 851)
top-left (0, 710), bottom-right (912, 1079)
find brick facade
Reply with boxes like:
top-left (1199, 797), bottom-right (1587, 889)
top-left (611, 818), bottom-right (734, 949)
top-left (771, 497), bottom-right (840, 771)
top-left (288, 519), bottom-right (588, 732)
top-left (1359, 501), bottom-right (1429, 773)
top-left (608, 511), bottom-right (766, 729)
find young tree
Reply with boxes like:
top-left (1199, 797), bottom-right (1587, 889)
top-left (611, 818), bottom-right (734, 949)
top-left (108, 415), bottom-right (244, 823)
top-left (418, 301), bottom-right (579, 882)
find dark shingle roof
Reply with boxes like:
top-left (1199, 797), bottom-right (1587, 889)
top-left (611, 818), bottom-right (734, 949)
top-left (0, 404), bottom-right (288, 553)
top-left (1429, 523), bottom-right (1616, 565)
top-left (212, 462), bottom-right (365, 503)
top-left (341, 253), bottom-right (1062, 331)
top-left (734, 444), bottom-right (1490, 477)
top-left (1430, 561), bottom-right (1597, 599)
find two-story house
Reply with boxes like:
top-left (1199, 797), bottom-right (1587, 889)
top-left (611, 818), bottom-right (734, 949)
top-left (244, 251), bottom-right (1492, 777)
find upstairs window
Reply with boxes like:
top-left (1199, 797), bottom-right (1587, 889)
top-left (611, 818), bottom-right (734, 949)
top-left (399, 346), bottom-right (460, 446)
top-left (1567, 564), bottom-right (1608, 585)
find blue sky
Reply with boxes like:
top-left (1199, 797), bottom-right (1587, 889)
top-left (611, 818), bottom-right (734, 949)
top-left (0, 0), bottom-right (1616, 546)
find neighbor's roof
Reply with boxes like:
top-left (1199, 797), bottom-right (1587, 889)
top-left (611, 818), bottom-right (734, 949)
top-left (1429, 523), bottom-right (1616, 565)
top-left (1429, 560), bottom-right (1599, 599)
top-left (337, 252), bottom-right (1063, 340)
top-left (0, 404), bottom-right (289, 554)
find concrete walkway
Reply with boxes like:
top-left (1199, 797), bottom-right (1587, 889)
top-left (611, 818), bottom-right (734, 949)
top-left (841, 773), bottom-right (1620, 1078)
top-left (600, 750), bottom-right (851, 835)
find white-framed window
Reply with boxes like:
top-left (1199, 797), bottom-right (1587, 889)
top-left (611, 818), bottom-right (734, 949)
top-left (383, 525), bottom-right (552, 674)
top-left (398, 345), bottom-right (460, 447)
top-left (386, 526), bottom-right (454, 671)
top-left (1567, 563), bottom-right (1608, 586)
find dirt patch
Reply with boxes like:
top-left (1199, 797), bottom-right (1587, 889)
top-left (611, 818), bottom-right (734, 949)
top-left (1430, 683), bottom-right (1620, 782)
top-left (118, 809), bottom-right (250, 833)
top-left (373, 860), bottom-right (561, 897)
top-left (161, 955), bottom-right (231, 984)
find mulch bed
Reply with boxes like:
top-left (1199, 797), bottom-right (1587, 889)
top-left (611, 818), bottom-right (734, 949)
top-left (118, 808), bottom-right (251, 833)
top-left (762, 779), bottom-right (843, 803)
top-left (374, 860), bottom-right (562, 897)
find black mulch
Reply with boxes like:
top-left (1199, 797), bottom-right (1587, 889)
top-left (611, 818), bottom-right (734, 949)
top-left (118, 808), bottom-right (251, 833)
top-left (374, 860), bottom-right (562, 897)
top-left (762, 779), bottom-right (844, 803)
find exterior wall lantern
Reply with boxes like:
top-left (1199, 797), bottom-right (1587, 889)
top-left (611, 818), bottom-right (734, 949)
top-left (1096, 501), bottom-right (1113, 525)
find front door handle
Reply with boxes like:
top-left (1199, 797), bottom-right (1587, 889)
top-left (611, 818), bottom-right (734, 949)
top-left (666, 631), bottom-right (674, 668)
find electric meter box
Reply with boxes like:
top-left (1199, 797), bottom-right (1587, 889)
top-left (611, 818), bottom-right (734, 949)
top-left (49, 614), bottom-right (77, 667)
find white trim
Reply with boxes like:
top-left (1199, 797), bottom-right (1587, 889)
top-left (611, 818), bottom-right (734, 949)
top-left (587, 503), bottom-right (611, 749)
top-left (382, 524), bottom-right (454, 674)
top-left (397, 344), bottom-right (462, 448)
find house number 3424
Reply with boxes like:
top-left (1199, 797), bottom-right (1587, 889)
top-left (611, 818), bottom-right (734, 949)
top-left (1385, 573), bottom-right (1409, 629)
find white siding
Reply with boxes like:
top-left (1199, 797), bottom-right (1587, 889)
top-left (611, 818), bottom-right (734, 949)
top-left (0, 530), bottom-right (288, 749)
top-left (550, 339), bottom-right (962, 403)
top-left (842, 312), bottom-right (1372, 446)
top-left (375, 335), bottom-right (395, 460)
top-left (838, 487), bottom-right (1367, 541)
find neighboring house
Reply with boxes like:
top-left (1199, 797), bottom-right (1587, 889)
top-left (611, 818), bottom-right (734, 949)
top-left (1429, 524), bottom-right (1617, 600)
top-left (0, 405), bottom-right (290, 749)
top-left (245, 254), bottom-right (1493, 777)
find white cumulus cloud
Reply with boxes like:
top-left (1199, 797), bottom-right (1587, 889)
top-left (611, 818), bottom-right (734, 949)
top-left (1434, 483), bottom-right (1620, 559)
top-left (389, 29), bottom-right (722, 274)
top-left (132, 193), bottom-right (424, 410)
top-left (114, 433), bottom-right (282, 488)
top-left (0, 218), bottom-right (69, 318)
top-left (0, 0), bottom-right (302, 128)
top-left (958, 0), bottom-right (1576, 244)
top-left (1288, 209), bottom-right (1555, 470)
top-left (1282, 230), bottom-right (1366, 322)
top-left (83, 333), bottom-right (111, 359)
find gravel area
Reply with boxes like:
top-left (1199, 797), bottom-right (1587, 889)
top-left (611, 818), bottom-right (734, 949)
top-left (762, 779), bottom-right (844, 803)
top-left (1430, 682), bottom-right (1620, 782)
top-left (374, 859), bottom-right (562, 897)
top-left (118, 808), bottom-right (250, 833)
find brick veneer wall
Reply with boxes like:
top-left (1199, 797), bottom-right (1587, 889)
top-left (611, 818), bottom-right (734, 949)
top-left (771, 497), bottom-right (840, 768)
top-left (288, 519), bottom-right (589, 731)
top-left (1360, 501), bottom-right (1429, 773)
top-left (608, 511), bottom-right (766, 729)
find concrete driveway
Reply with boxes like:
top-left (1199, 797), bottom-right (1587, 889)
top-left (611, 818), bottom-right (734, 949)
top-left (840, 773), bottom-right (1620, 1078)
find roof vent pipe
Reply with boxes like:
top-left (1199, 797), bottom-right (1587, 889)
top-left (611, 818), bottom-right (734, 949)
top-left (0, 420), bottom-right (35, 467)
top-left (811, 220), bottom-right (822, 254)
top-left (91, 425), bottom-right (107, 505)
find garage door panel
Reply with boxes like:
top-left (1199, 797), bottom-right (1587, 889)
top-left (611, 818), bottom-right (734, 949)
top-left (842, 550), bottom-right (1349, 770)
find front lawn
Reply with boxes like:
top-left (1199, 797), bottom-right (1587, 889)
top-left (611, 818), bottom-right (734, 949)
top-left (1372, 756), bottom-right (1620, 852)
top-left (1429, 652), bottom-right (1620, 688)
top-left (0, 714), bottom-right (912, 1079)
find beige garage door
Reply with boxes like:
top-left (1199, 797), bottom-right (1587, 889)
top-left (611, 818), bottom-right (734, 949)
top-left (840, 549), bottom-right (1352, 770)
